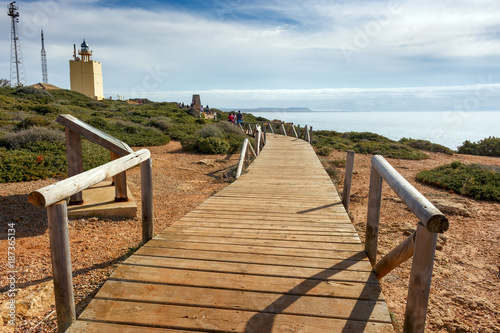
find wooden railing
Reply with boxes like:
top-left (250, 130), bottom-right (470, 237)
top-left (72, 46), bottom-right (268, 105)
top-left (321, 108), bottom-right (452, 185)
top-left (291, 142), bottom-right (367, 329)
top-left (364, 155), bottom-right (449, 332)
top-left (28, 149), bottom-right (153, 332)
top-left (56, 114), bottom-right (134, 204)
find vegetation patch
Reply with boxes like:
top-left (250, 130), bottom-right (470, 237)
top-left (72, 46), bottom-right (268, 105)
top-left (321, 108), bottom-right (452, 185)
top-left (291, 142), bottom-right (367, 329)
top-left (181, 122), bottom-right (248, 154)
top-left (399, 138), bottom-right (454, 155)
top-left (457, 136), bottom-right (500, 157)
top-left (313, 130), bottom-right (429, 160)
top-left (416, 161), bottom-right (500, 202)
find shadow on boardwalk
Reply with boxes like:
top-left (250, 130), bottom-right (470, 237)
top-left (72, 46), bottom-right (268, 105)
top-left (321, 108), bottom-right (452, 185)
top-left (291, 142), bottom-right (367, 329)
top-left (244, 252), bottom-right (380, 332)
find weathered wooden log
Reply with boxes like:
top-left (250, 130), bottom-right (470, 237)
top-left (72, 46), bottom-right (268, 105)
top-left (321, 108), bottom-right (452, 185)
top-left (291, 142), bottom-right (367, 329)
top-left (342, 151), bottom-right (355, 211)
top-left (57, 114), bottom-right (133, 156)
top-left (268, 123), bottom-right (274, 134)
top-left (111, 151), bottom-right (128, 202)
top-left (256, 127), bottom-right (261, 156)
top-left (29, 149), bottom-right (151, 208)
top-left (141, 158), bottom-right (154, 244)
top-left (404, 223), bottom-right (438, 332)
top-left (64, 128), bottom-right (84, 205)
top-left (373, 231), bottom-right (415, 280)
top-left (47, 200), bottom-right (76, 332)
top-left (280, 123), bottom-right (286, 136)
top-left (236, 139), bottom-right (249, 179)
top-left (365, 165), bottom-right (383, 266)
top-left (371, 155), bottom-right (448, 233)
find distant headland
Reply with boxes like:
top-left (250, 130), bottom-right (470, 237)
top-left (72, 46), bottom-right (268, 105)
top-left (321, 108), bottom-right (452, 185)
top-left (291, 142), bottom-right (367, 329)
top-left (222, 107), bottom-right (312, 112)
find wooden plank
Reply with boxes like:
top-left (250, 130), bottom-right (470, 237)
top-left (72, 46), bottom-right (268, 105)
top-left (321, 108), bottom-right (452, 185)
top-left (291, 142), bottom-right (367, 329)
top-left (120, 255), bottom-right (378, 284)
top-left (77, 299), bottom-right (393, 332)
top-left (153, 234), bottom-right (363, 251)
top-left (134, 247), bottom-right (372, 271)
top-left (143, 240), bottom-right (368, 261)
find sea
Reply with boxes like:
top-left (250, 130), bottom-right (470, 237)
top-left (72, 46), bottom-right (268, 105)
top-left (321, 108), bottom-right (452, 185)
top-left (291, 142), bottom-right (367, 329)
top-left (246, 111), bottom-right (500, 150)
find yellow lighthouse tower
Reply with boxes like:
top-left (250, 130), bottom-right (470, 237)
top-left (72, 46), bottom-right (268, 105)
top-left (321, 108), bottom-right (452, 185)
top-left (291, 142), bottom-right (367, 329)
top-left (69, 40), bottom-right (104, 100)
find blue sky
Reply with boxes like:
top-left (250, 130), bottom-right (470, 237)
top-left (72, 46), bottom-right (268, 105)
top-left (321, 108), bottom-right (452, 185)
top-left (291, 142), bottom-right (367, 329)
top-left (1, 0), bottom-right (500, 110)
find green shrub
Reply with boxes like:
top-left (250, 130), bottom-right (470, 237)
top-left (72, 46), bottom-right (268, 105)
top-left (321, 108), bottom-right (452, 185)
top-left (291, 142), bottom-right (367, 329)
top-left (317, 146), bottom-right (333, 156)
top-left (416, 161), bottom-right (500, 201)
top-left (313, 130), bottom-right (429, 160)
top-left (196, 137), bottom-right (230, 154)
top-left (196, 124), bottom-right (224, 138)
top-left (457, 136), bottom-right (500, 157)
top-left (2, 126), bottom-right (64, 149)
top-left (32, 104), bottom-right (61, 115)
top-left (149, 117), bottom-right (173, 132)
top-left (399, 138), bottom-right (454, 155)
top-left (16, 116), bottom-right (52, 130)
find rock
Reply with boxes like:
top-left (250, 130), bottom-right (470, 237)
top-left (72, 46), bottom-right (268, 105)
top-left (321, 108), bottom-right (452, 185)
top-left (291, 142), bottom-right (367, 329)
top-left (194, 159), bottom-right (217, 167)
top-left (430, 198), bottom-right (474, 217)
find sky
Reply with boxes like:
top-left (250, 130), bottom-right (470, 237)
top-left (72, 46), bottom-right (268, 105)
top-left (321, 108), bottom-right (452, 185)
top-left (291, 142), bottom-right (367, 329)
top-left (1, 0), bottom-right (500, 111)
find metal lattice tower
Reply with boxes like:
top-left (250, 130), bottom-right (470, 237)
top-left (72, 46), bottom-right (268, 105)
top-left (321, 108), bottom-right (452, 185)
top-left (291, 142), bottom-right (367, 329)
top-left (8, 2), bottom-right (27, 87)
top-left (41, 29), bottom-right (48, 84)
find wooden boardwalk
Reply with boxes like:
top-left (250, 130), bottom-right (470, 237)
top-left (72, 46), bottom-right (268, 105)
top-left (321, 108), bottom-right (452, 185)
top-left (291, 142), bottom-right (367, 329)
top-left (68, 135), bottom-right (393, 332)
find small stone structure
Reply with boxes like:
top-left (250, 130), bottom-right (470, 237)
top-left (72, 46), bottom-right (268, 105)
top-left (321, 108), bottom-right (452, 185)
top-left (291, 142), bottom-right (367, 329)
top-left (192, 94), bottom-right (201, 108)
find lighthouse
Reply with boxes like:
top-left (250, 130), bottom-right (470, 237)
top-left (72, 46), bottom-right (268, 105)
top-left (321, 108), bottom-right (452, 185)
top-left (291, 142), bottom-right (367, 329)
top-left (69, 39), bottom-right (104, 100)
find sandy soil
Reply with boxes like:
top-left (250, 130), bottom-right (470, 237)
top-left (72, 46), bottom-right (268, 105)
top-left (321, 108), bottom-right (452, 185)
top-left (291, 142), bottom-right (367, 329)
top-left (1, 140), bottom-right (499, 332)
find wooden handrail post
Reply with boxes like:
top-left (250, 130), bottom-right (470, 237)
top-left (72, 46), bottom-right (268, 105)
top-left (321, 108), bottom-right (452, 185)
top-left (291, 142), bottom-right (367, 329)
top-left (304, 125), bottom-right (309, 142)
top-left (365, 166), bottom-right (383, 265)
top-left (256, 128), bottom-right (261, 156)
top-left (236, 139), bottom-right (249, 179)
top-left (297, 125), bottom-right (301, 138)
top-left (111, 151), bottom-right (128, 202)
top-left (404, 223), bottom-right (438, 332)
top-left (263, 125), bottom-right (267, 144)
top-left (280, 123), bottom-right (286, 136)
top-left (342, 151), bottom-right (355, 211)
top-left (309, 126), bottom-right (313, 143)
top-left (47, 200), bottom-right (76, 332)
top-left (141, 158), bottom-right (154, 244)
top-left (64, 128), bottom-right (83, 205)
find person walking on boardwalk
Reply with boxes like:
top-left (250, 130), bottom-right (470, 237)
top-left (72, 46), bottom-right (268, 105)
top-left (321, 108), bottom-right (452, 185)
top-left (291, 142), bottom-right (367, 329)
top-left (236, 110), bottom-right (243, 125)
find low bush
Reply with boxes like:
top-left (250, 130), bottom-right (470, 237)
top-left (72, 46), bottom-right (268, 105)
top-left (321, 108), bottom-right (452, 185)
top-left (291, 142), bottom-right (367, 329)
top-left (197, 137), bottom-right (230, 154)
top-left (313, 130), bottom-right (429, 160)
top-left (181, 122), bottom-right (247, 154)
top-left (316, 146), bottom-right (333, 156)
top-left (16, 116), bottom-right (52, 130)
top-left (399, 138), bottom-right (454, 155)
top-left (416, 161), bottom-right (500, 201)
top-left (457, 136), bottom-right (500, 157)
top-left (2, 126), bottom-right (64, 149)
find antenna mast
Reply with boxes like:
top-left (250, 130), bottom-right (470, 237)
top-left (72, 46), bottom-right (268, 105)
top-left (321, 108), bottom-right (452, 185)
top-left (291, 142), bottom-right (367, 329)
top-left (8, 1), bottom-right (27, 87)
top-left (41, 29), bottom-right (48, 83)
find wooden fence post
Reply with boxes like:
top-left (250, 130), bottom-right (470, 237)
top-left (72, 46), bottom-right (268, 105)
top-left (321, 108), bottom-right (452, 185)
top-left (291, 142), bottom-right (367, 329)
top-left (342, 151), bottom-right (355, 211)
top-left (236, 139), bottom-right (249, 179)
top-left (64, 128), bottom-right (83, 205)
top-left (297, 125), bottom-right (301, 138)
top-left (47, 200), bottom-right (76, 332)
top-left (256, 128), bottom-right (261, 156)
top-left (404, 223), bottom-right (438, 332)
top-left (263, 125), bottom-right (267, 144)
top-left (365, 166), bottom-right (383, 265)
top-left (111, 151), bottom-right (128, 202)
top-left (309, 126), bottom-right (313, 143)
top-left (141, 158), bottom-right (154, 244)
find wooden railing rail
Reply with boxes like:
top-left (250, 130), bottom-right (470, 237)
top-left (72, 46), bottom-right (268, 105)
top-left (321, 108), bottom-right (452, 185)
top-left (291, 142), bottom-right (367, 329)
top-left (28, 149), bottom-right (153, 332)
top-left (365, 155), bottom-right (449, 333)
top-left (56, 114), bottom-right (134, 204)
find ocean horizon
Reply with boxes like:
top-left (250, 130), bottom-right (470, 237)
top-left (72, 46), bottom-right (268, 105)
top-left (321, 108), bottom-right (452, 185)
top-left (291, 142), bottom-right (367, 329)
top-left (243, 110), bottom-right (500, 150)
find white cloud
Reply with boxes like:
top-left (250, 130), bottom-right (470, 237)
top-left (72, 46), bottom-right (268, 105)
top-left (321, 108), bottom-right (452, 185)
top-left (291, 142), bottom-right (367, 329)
top-left (1, 0), bottom-right (499, 110)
